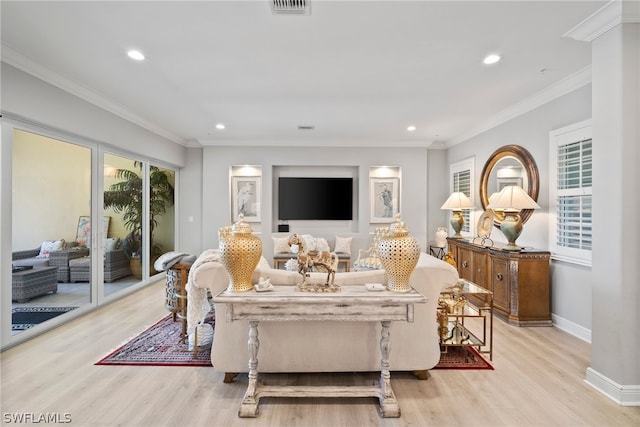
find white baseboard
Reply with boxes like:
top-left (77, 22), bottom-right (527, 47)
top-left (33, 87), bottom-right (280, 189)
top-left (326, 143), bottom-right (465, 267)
top-left (585, 368), bottom-right (640, 406)
top-left (551, 313), bottom-right (591, 343)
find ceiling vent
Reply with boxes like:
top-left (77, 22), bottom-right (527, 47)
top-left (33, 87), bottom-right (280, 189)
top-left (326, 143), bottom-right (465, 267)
top-left (271, 0), bottom-right (310, 15)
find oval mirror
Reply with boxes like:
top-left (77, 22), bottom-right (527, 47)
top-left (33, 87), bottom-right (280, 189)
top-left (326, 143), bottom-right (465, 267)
top-left (479, 145), bottom-right (539, 226)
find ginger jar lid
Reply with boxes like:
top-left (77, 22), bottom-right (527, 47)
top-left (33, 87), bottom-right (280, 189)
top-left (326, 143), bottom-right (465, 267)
top-left (388, 213), bottom-right (409, 237)
top-left (231, 213), bottom-right (254, 235)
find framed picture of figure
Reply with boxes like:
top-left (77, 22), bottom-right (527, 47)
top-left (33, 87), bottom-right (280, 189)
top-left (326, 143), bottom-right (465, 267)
top-left (370, 178), bottom-right (399, 223)
top-left (231, 176), bottom-right (261, 222)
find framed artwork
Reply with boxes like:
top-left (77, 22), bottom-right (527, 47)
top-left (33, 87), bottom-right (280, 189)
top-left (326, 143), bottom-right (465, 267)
top-left (75, 216), bottom-right (111, 248)
top-left (370, 178), bottom-right (399, 223)
top-left (497, 177), bottom-right (523, 192)
top-left (231, 176), bottom-right (261, 222)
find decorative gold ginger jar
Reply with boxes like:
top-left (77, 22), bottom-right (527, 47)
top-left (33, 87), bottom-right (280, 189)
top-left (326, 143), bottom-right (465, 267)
top-left (219, 214), bottom-right (262, 292)
top-left (377, 214), bottom-right (420, 293)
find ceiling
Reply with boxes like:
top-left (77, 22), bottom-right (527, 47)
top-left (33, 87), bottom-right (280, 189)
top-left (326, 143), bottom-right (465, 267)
top-left (1, 1), bottom-right (606, 148)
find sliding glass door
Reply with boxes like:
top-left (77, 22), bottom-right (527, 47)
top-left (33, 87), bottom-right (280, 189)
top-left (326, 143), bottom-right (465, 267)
top-left (10, 129), bottom-right (93, 336)
top-left (3, 125), bottom-right (178, 348)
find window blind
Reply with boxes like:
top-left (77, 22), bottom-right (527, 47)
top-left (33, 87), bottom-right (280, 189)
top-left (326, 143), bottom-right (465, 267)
top-left (556, 138), bottom-right (592, 251)
top-left (453, 169), bottom-right (471, 233)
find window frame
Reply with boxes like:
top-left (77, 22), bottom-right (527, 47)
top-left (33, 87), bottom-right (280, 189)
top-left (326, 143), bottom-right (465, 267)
top-left (449, 157), bottom-right (476, 238)
top-left (549, 119), bottom-right (592, 266)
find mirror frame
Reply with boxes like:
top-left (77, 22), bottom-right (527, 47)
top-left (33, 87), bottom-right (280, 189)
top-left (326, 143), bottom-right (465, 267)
top-left (479, 144), bottom-right (540, 226)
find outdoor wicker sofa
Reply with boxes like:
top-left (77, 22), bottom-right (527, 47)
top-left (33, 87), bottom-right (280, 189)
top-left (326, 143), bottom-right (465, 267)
top-left (68, 249), bottom-right (131, 282)
top-left (12, 246), bottom-right (90, 282)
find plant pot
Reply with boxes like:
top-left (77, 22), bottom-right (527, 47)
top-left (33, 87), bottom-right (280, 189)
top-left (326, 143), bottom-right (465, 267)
top-left (130, 257), bottom-right (142, 279)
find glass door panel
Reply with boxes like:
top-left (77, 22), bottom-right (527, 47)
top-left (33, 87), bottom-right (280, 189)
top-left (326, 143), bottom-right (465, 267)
top-left (103, 153), bottom-right (144, 293)
top-left (149, 164), bottom-right (175, 274)
top-left (11, 130), bottom-right (92, 335)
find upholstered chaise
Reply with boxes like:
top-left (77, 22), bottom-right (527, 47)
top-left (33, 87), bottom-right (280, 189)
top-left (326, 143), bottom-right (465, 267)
top-left (189, 252), bottom-right (458, 381)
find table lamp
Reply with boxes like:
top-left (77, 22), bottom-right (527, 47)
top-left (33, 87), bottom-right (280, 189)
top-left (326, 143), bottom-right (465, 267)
top-left (441, 192), bottom-right (475, 238)
top-left (487, 185), bottom-right (540, 251)
top-left (487, 192), bottom-right (505, 222)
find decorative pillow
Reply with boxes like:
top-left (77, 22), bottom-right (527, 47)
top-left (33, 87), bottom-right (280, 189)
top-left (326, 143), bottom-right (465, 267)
top-left (272, 236), bottom-right (291, 254)
top-left (257, 256), bottom-right (271, 270)
top-left (334, 236), bottom-right (352, 255)
top-left (300, 234), bottom-right (316, 251)
top-left (314, 237), bottom-right (330, 253)
top-left (299, 235), bottom-right (330, 252)
top-left (36, 239), bottom-right (65, 258)
top-left (103, 237), bottom-right (120, 252)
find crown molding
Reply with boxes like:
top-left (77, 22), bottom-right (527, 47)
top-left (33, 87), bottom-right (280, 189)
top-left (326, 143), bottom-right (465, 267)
top-left (197, 137), bottom-right (435, 148)
top-left (1, 45), bottom-right (187, 146)
top-left (447, 66), bottom-right (592, 148)
top-left (564, 0), bottom-right (639, 42)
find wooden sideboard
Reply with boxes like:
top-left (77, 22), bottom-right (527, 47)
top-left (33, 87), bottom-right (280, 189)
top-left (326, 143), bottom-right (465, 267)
top-left (446, 238), bottom-right (551, 326)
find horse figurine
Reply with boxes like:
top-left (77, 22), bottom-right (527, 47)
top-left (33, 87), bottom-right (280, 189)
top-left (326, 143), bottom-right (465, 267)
top-left (288, 234), bottom-right (338, 287)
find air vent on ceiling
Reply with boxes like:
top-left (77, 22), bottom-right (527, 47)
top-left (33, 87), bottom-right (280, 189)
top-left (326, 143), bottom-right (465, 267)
top-left (271, 0), bottom-right (310, 15)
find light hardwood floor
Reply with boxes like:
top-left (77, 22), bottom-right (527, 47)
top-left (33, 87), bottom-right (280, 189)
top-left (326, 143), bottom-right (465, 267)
top-left (2, 281), bottom-right (639, 427)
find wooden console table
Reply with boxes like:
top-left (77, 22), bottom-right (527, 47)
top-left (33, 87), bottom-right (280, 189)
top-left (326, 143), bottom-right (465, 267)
top-left (212, 285), bottom-right (426, 418)
top-left (446, 238), bottom-right (551, 326)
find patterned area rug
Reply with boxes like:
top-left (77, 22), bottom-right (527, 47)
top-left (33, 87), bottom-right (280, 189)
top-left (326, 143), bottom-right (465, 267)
top-left (11, 307), bottom-right (77, 331)
top-left (434, 346), bottom-right (494, 370)
top-left (96, 314), bottom-right (214, 367)
top-left (96, 313), bottom-right (491, 370)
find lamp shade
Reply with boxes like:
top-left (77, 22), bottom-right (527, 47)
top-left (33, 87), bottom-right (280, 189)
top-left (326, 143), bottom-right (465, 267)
top-left (487, 186), bottom-right (540, 211)
top-left (488, 192), bottom-right (501, 208)
top-left (441, 192), bottom-right (475, 210)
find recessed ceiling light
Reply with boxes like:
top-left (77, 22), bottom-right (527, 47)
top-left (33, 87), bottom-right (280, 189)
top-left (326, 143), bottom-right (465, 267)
top-left (407, 125), bottom-right (416, 132)
top-left (127, 50), bottom-right (145, 61)
top-left (483, 54), bottom-right (501, 65)
top-left (216, 123), bottom-right (225, 130)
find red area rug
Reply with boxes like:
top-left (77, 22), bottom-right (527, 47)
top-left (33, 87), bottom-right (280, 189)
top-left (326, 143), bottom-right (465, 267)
top-left (433, 346), bottom-right (494, 370)
top-left (96, 313), bottom-right (491, 370)
top-left (96, 314), bottom-right (214, 367)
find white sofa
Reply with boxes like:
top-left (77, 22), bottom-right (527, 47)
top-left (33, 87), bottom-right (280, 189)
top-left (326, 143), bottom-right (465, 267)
top-left (189, 251), bottom-right (458, 381)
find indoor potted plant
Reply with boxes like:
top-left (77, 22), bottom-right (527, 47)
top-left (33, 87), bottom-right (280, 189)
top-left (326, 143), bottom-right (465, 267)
top-left (103, 162), bottom-right (174, 278)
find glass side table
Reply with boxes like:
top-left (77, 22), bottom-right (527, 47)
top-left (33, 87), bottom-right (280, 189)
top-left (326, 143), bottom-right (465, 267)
top-left (437, 278), bottom-right (493, 360)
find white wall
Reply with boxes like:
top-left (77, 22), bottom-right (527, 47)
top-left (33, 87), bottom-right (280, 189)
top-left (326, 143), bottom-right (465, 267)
top-left (426, 148), bottom-right (451, 242)
top-left (446, 84), bottom-right (593, 333)
top-left (1, 63), bottom-right (185, 167)
top-left (178, 147), bottom-right (204, 256)
top-left (196, 146), bottom-right (429, 258)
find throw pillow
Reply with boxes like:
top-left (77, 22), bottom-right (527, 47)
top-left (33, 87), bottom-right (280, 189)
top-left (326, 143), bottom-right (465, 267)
top-left (314, 237), bottom-right (331, 253)
top-left (36, 239), bottom-right (65, 258)
top-left (334, 236), bottom-right (352, 254)
top-left (103, 237), bottom-right (120, 252)
top-left (272, 236), bottom-right (291, 254)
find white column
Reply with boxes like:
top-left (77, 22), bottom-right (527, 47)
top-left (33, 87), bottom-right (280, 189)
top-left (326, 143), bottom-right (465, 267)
top-left (565, 0), bottom-right (640, 406)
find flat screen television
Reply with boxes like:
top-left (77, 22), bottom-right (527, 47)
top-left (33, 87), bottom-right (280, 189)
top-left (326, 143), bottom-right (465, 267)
top-left (278, 177), bottom-right (353, 220)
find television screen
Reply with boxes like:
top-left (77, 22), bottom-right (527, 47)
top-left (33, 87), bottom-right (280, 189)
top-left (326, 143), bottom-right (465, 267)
top-left (278, 177), bottom-right (353, 220)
